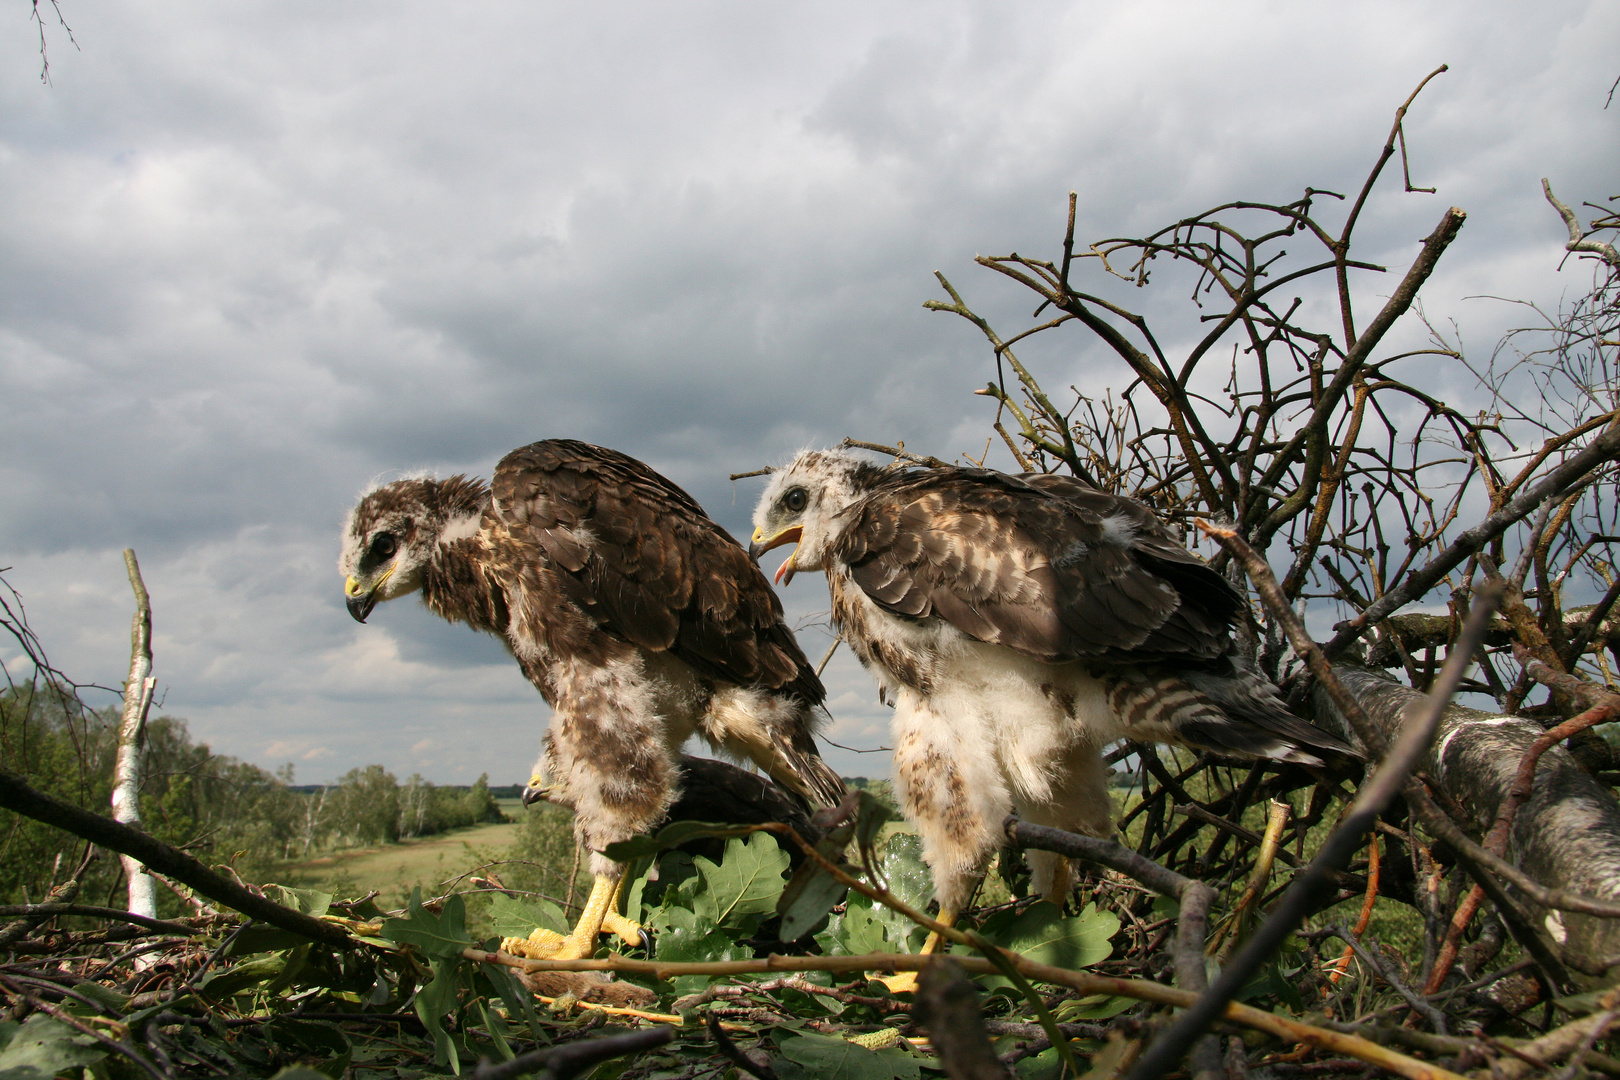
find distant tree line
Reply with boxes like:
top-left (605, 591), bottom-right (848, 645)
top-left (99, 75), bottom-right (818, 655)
top-left (0, 683), bottom-right (505, 913)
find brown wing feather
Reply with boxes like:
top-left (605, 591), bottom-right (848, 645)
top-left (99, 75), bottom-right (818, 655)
top-left (835, 468), bottom-right (1240, 665)
top-left (493, 440), bottom-right (824, 703)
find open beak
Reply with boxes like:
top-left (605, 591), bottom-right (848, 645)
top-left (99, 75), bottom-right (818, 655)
top-left (749, 525), bottom-right (803, 587)
top-left (344, 574), bottom-right (383, 623)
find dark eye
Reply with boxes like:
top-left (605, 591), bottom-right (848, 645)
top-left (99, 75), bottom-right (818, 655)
top-left (371, 534), bottom-right (398, 559)
top-left (784, 488), bottom-right (809, 513)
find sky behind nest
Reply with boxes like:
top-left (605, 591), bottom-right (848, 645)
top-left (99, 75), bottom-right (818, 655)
top-left (2, 1), bottom-right (1615, 783)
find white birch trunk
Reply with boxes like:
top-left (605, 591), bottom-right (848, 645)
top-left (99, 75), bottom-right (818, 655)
top-left (112, 548), bottom-right (157, 920)
top-left (1316, 665), bottom-right (1620, 979)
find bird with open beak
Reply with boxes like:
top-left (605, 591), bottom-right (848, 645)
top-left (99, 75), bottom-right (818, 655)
top-left (751, 447), bottom-right (1356, 992)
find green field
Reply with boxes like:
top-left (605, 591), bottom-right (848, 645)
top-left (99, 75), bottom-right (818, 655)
top-left (281, 798), bottom-right (532, 909)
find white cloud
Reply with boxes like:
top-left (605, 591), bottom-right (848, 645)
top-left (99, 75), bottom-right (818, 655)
top-left (1, 0), bottom-right (1615, 782)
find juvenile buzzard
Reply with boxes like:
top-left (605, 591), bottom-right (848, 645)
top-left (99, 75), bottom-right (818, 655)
top-left (341, 439), bottom-right (844, 959)
top-left (750, 449), bottom-right (1351, 981)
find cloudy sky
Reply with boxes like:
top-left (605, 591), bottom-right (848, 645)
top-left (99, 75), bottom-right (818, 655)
top-left (1, 1), bottom-right (1614, 785)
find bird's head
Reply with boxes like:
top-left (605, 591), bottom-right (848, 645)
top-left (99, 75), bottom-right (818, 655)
top-left (521, 747), bottom-right (568, 808)
top-left (749, 448), bottom-right (878, 585)
top-left (339, 475), bottom-right (485, 623)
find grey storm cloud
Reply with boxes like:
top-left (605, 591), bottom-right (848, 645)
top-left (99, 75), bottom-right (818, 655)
top-left (1, 0), bottom-right (1615, 782)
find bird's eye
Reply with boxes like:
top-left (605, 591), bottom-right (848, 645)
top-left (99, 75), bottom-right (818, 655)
top-left (371, 534), bottom-right (398, 559)
top-left (784, 488), bottom-right (809, 513)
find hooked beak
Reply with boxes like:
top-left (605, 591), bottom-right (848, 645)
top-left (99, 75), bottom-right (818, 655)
top-left (749, 525), bottom-right (803, 587)
top-left (521, 774), bottom-right (553, 806)
top-left (344, 572), bottom-right (386, 624)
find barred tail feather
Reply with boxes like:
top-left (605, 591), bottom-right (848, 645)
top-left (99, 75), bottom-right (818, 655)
top-left (1107, 667), bottom-right (1357, 767)
top-left (779, 736), bottom-right (848, 809)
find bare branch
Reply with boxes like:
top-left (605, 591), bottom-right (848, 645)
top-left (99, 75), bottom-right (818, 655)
top-left (1545, 178), bottom-right (1620, 268)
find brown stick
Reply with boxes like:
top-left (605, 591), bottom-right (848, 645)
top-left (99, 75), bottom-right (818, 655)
top-left (914, 959), bottom-right (1013, 1080)
top-left (1324, 417), bottom-right (1620, 659)
top-left (1131, 521), bottom-right (1498, 1080)
top-left (1327, 835), bottom-right (1379, 989)
top-left (0, 767), bottom-right (353, 949)
top-left (1003, 817), bottom-right (1195, 898)
top-left (0, 903), bottom-right (197, 937)
top-left (464, 948), bottom-right (1467, 1080)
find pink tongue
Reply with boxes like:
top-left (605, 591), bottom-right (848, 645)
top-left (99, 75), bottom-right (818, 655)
top-left (774, 556), bottom-right (795, 586)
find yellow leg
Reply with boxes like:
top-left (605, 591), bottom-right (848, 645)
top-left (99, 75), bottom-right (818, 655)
top-left (601, 875), bottom-right (645, 947)
top-left (878, 909), bottom-right (956, 994)
top-left (500, 874), bottom-right (645, 961)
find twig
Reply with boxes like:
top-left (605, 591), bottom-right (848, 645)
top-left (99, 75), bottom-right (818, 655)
top-left (1326, 924), bottom-right (1447, 1034)
top-left (535, 995), bottom-right (682, 1025)
top-left (1173, 803), bottom-right (1299, 868)
top-left (0, 904), bottom-right (196, 938)
top-left (1210, 800), bottom-right (1290, 960)
top-left (914, 959), bottom-right (1012, 1080)
top-left (1518, 645), bottom-right (1620, 712)
top-left (1545, 179), bottom-right (1620, 269)
top-left (0, 767), bottom-right (354, 948)
top-left (471, 1025), bottom-right (676, 1080)
top-left (1401, 783), bottom-right (1576, 991)
top-left (674, 976), bottom-right (906, 1014)
top-left (836, 437), bottom-right (952, 469)
top-left (1003, 818), bottom-right (1194, 898)
top-left (707, 1013), bottom-right (778, 1080)
top-left (1487, 988), bottom-right (1620, 1080)
top-left (1327, 835), bottom-right (1379, 988)
top-left (463, 949), bottom-right (1467, 1080)
top-left (1324, 417), bottom-right (1620, 659)
top-left (1554, 1005), bottom-right (1620, 1080)
top-left (1175, 881), bottom-right (1224, 1080)
top-left (0, 849), bottom-right (92, 947)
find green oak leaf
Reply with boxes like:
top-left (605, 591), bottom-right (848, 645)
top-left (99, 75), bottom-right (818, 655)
top-left (955, 901), bottom-right (1119, 990)
top-left (1057, 992), bottom-right (1138, 1020)
top-left (819, 894), bottom-right (897, 956)
top-left (852, 790), bottom-right (899, 861)
top-left (0, 1014), bottom-right (106, 1080)
top-left (877, 833), bottom-right (933, 913)
top-left (775, 1031), bottom-right (920, 1080)
top-left (196, 954), bottom-right (287, 1000)
top-left (272, 885), bottom-right (334, 917)
top-left (776, 847), bottom-right (853, 942)
top-left (865, 834), bottom-right (932, 952)
top-left (379, 887), bottom-right (473, 959)
top-left (414, 955), bottom-right (464, 1070)
top-left (487, 892), bottom-right (568, 938)
top-left (648, 905), bottom-right (753, 994)
top-left (691, 832), bottom-right (790, 929)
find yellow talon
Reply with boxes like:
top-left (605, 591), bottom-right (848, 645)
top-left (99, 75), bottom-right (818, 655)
top-left (878, 910), bottom-right (956, 994)
top-left (498, 874), bottom-right (646, 961)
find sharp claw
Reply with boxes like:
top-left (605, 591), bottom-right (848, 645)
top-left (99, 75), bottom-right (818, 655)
top-left (638, 927), bottom-right (653, 953)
